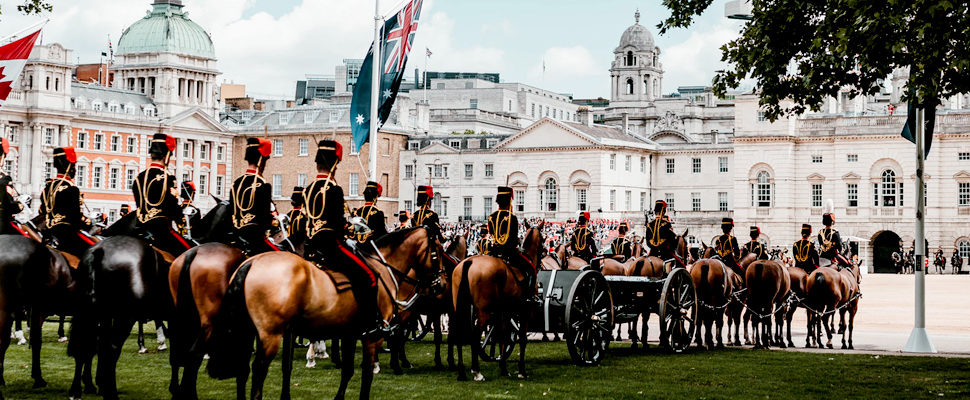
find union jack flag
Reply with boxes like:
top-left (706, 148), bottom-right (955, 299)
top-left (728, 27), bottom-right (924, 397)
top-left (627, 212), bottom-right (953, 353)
top-left (383, 0), bottom-right (423, 75)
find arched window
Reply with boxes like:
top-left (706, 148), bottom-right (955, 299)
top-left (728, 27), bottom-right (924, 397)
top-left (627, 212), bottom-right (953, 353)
top-left (544, 178), bottom-right (558, 211)
top-left (433, 192), bottom-right (443, 215)
top-left (626, 51), bottom-right (634, 66)
top-left (755, 171), bottom-right (771, 207)
top-left (879, 170), bottom-right (898, 207)
top-left (959, 241), bottom-right (970, 259)
top-left (626, 79), bottom-right (634, 95)
top-left (643, 79), bottom-right (649, 95)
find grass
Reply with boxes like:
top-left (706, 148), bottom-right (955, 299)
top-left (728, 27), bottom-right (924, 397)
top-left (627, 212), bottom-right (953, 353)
top-left (0, 322), bottom-right (967, 399)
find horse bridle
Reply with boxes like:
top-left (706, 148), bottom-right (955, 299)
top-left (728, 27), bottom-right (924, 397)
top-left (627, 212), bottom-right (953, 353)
top-left (364, 226), bottom-right (447, 311)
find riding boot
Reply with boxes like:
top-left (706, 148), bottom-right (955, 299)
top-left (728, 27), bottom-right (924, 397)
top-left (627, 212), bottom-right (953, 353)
top-left (355, 284), bottom-right (389, 340)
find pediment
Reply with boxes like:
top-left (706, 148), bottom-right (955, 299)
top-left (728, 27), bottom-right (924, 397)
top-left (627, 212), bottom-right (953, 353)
top-left (842, 172), bottom-right (861, 181)
top-left (417, 142), bottom-right (459, 154)
top-left (954, 171), bottom-right (970, 180)
top-left (910, 173), bottom-right (932, 180)
top-left (497, 118), bottom-right (598, 149)
top-left (164, 108), bottom-right (230, 133)
top-left (509, 179), bottom-right (529, 187)
top-left (806, 173), bottom-right (826, 181)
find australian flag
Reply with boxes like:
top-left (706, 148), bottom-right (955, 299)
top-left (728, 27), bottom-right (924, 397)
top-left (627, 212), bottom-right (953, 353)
top-left (351, 0), bottom-right (424, 151)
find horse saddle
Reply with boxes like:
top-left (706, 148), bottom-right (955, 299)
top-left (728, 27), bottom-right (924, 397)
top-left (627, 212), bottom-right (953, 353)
top-left (819, 257), bottom-right (833, 268)
top-left (49, 246), bottom-right (80, 270)
top-left (322, 270), bottom-right (353, 294)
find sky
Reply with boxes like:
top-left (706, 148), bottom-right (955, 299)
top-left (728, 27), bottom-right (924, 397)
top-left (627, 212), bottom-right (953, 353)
top-left (1, 0), bottom-right (745, 100)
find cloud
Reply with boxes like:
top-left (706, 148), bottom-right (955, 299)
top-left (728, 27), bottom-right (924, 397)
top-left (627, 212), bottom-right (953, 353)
top-left (660, 18), bottom-right (739, 91)
top-left (409, 11), bottom-right (507, 74)
top-left (522, 46), bottom-right (607, 96)
top-left (480, 18), bottom-right (513, 36)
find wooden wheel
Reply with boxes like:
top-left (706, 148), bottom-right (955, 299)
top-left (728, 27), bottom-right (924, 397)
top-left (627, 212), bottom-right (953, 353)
top-left (565, 271), bottom-right (614, 366)
top-left (472, 306), bottom-right (518, 362)
top-left (659, 267), bottom-right (697, 352)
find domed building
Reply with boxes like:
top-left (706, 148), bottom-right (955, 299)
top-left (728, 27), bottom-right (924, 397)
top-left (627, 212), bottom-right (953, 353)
top-left (113, 0), bottom-right (220, 118)
top-left (610, 10), bottom-right (663, 103)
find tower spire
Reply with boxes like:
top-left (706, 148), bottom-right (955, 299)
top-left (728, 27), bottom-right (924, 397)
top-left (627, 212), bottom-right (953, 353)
top-left (635, 9), bottom-right (640, 24)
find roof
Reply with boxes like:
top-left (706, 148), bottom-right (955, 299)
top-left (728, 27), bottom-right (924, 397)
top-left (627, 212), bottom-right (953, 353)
top-left (616, 11), bottom-right (655, 52)
top-left (117, 0), bottom-right (215, 59)
top-left (72, 83), bottom-right (155, 107)
top-left (561, 121), bottom-right (655, 146)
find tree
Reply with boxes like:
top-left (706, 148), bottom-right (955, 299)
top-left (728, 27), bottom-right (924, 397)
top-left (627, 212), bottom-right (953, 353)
top-left (1, 0), bottom-right (52, 19)
top-left (659, 0), bottom-right (970, 120)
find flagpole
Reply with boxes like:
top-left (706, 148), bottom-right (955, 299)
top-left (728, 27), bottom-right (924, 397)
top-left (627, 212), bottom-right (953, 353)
top-left (0, 18), bottom-right (47, 44)
top-left (368, 0), bottom-right (382, 182)
top-left (423, 49), bottom-right (428, 104)
top-left (904, 106), bottom-right (936, 353)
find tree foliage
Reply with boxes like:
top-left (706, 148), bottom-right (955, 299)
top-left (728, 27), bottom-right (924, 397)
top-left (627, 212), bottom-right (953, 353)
top-left (659, 0), bottom-right (970, 121)
top-left (0, 0), bottom-right (52, 18)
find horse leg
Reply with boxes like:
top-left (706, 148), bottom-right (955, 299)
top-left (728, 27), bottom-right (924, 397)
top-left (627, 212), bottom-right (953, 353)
top-left (433, 314), bottom-right (445, 370)
top-left (155, 319), bottom-right (168, 351)
top-left (824, 312), bottom-right (834, 349)
top-left (805, 309), bottom-right (814, 348)
top-left (137, 321), bottom-right (148, 354)
top-left (281, 330), bottom-right (294, 400)
top-left (693, 309), bottom-right (704, 347)
top-left (58, 315), bottom-right (68, 343)
top-left (641, 312), bottom-right (651, 348)
top-left (762, 308), bottom-right (773, 350)
top-left (497, 319), bottom-right (510, 378)
top-left (360, 340), bottom-right (378, 400)
top-left (705, 311), bottom-right (715, 350)
top-left (0, 310), bottom-right (11, 387)
top-left (330, 338), bottom-right (342, 368)
top-left (29, 311), bottom-right (47, 388)
top-left (743, 310), bottom-right (752, 345)
top-left (389, 327), bottom-right (403, 375)
top-left (517, 320), bottom-right (529, 379)
top-left (470, 316), bottom-right (484, 382)
top-left (335, 338), bottom-right (356, 400)
top-left (97, 317), bottom-right (136, 400)
top-left (454, 337), bottom-right (467, 381)
top-left (715, 309), bottom-right (725, 349)
top-left (250, 333), bottom-right (281, 400)
top-left (786, 305), bottom-right (796, 348)
top-left (848, 305), bottom-right (857, 350)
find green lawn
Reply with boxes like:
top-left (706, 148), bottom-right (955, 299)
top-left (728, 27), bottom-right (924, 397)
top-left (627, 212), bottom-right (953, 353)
top-left (0, 322), bottom-right (966, 399)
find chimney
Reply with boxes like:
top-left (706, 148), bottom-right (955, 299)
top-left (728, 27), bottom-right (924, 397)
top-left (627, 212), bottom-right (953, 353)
top-left (577, 106), bottom-right (594, 126)
top-left (711, 130), bottom-right (719, 145)
top-left (415, 100), bottom-right (430, 132)
top-left (622, 112), bottom-right (629, 133)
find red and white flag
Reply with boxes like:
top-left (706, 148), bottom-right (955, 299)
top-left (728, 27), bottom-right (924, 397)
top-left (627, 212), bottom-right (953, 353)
top-left (0, 29), bottom-right (42, 111)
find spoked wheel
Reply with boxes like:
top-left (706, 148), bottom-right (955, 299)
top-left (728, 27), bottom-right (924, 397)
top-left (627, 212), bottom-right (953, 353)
top-left (472, 306), bottom-right (518, 362)
top-left (565, 271), bottom-right (614, 366)
top-left (659, 267), bottom-right (697, 353)
top-left (404, 315), bottom-right (432, 342)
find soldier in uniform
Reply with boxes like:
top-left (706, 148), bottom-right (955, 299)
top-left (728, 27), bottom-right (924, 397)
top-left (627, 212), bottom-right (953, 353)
top-left (793, 224), bottom-right (819, 272)
top-left (411, 186), bottom-right (441, 242)
top-left (475, 225), bottom-right (490, 255)
top-left (818, 213), bottom-right (849, 268)
top-left (303, 140), bottom-right (385, 337)
top-left (952, 247), bottom-right (963, 274)
top-left (742, 226), bottom-right (768, 260)
top-left (285, 186), bottom-right (307, 248)
top-left (395, 211), bottom-right (410, 231)
top-left (569, 211), bottom-right (597, 263)
top-left (353, 181), bottom-right (388, 244)
top-left (610, 222), bottom-right (633, 261)
top-left (133, 134), bottom-right (192, 256)
top-left (40, 147), bottom-right (95, 258)
top-left (714, 218), bottom-right (742, 276)
top-left (230, 137), bottom-right (280, 255)
top-left (0, 137), bottom-right (23, 235)
top-left (487, 186), bottom-right (536, 289)
top-left (119, 204), bottom-right (130, 218)
top-left (644, 200), bottom-right (682, 267)
top-left (179, 180), bottom-right (201, 239)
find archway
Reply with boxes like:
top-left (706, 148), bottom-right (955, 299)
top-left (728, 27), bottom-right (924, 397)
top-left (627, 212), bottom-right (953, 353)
top-left (872, 230), bottom-right (901, 273)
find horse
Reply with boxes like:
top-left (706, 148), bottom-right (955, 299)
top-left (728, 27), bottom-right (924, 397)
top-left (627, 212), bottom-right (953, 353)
top-left (451, 224), bottom-right (544, 382)
top-left (722, 252), bottom-right (757, 345)
top-left (690, 257), bottom-right (734, 350)
top-left (621, 232), bottom-right (689, 348)
top-left (204, 227), bottom-right (444, 400)
top-left (552, 243), bottom-right (588, 270)
top-left (804, 262), bottom-right (860, 349)
top-left (599, 241), bottom-right (643, 276)
top-left (68, 236), bottom-right (171, 400)
top-left (779, 265), bottom-right (808, 348)
top-left (744, 260), bottom-right (790, 349)
top-left (0, 235), bottom-right (77, 399)
top-left (836, 264), bottom-right (861, 349)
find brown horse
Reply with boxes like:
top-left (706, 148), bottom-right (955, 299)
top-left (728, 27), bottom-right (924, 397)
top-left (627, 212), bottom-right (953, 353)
top-left (690, 258), bottom-right (734, 350)
top-left (555, 243), bottom-right (589, 270)
top-left (623, 231), bottom-right (689, 348)
top-left (805, 264), bottom-right (860, 349)
top-left (599, 241), bottom-right (643, 276)
top-left (744, 260), bottom-right (791, 349)
top-left (451, 225), bottom-right (544, 381)
top-left (779, 265), bottom-right (808, 348)
top-left (723, 252), bottom-right (757, 345)
top-left (167, 243), bottom-right (246, 400)
top-left (837, 264), bottom-right (861, 349)
top-left (205, 227), bottom-right (443, 400)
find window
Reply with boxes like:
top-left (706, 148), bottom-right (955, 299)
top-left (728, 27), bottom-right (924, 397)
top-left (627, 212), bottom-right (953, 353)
top-left (812, 184), bottom-right (822, 207)
top-left (847, 183), bottom-right (859, 207)
top-left (44, 162), bottom-right (52, 180)
top-left (297, 173), bottom-right (307, 188)
top-left (719, 192), bottom-right (728, 211)
top-left (433, 165), bottom-right (443, 178)
top-left (625, 191), bottom-right (631, 211)
top-left (755, 171), bottom-right (771, 207)
top-left (515, 190), bottom-right (525, 212)
top-left (200, 144), bottom-right (209, 160)
top-left (960, 183), bottom-right (970, 207)
top-left (666, 158), bottom-right (675, 174)
top-left (349, 173), bottom-right (359, 195)
top-left (960, 153), bottom-right (970, 161)
top-left (76, 165), bottom-right (86, 187)
top-left (531, 104), bottom-right (535, 117)
top-left (127, 136), bottom-right (136, 153)
top-left (812, 155), bottom-right (823, 163)
top-left (93, 166), bottom-right (103, 188)
top-left (92, 133), bottom-right (103, 150)
top-left (880, 170), bottom-right (897, 207)
top-left (77, 132), bottom-right (87, 149)
top-left (7, 126), bottom-right (17, 144)
top-left (433, 193), bottom-right (444, 214)
top-left (691, 193), bottom-right (701, 211)
top-left (93, 102), bottom-right (102, 111)
top-left (111, 136), bottom-right (120, 152)
top-left (408, 141), bottom-right (420, 150)
top-left (625, 155), bottom-right (631, 171)
top-left (609, 190), bottom-right (616, 211)
top-left (640, 192), bottom-right (646, 211)
top-left (463, 197), bottom-right (473, 218)
top-left (299, 139), bottom-right (309, 156)
top-left (692, 158), bottom-right (701, 173)
top-left (125, 169), bottom-right (135, 190)
top-left (757, 111), bottom-right (766, 122)
top-left (487, 139), bottom-right (498, 148)
top-left (404, 200), bottom-right (413, 212)
top-left (304, 112), bottom-right (315, 124)
top-left (469, 99), bottom-right (478, 109)
top-left (183, 142), bottom-right (192, 158)
top-left (576, 189), bottom-right (587, 211)
top-left (464, 163), bottom-right (473, 178)
top-left (273, 139), bottom-right (283, 157)
top-left (404, 164), bottom-right (413, 179)
top-left (44, 128), bottom-right (54, 145)
top-left (198, 174), bottom-right (207, 196)
top-left (543, 178), bottom-right (558, 211)
top-left (215, 175), bottom-right (224, 196)
top-left (483, 196), bottom-right (493, 216)
top-left (719, 157), bottom-right (728, 173)
top-left (183, 172), bottom-right (191, 183)
top-left (484, 163), bottom-right (494, 178)
top-left (449, 140), bottom-right (461, 149)
top-left (640, 157), bottom-right (646, 173)
top-left (959, 241), bottom-right (970, 259)
top-left (665, 193), bottom-right (675, 211)
top-left (279, 112), bottom-right (292, 125)
top-left (217, 145), bottom-right (225, 161)
top-left (848, 154), bottom-right (859, 162)
top-left (329, 111), bottom-right (340, 123)
top-left (272, 174), bottom-right (282, 197)
top-left (609, 154), bottom-right (616, 170)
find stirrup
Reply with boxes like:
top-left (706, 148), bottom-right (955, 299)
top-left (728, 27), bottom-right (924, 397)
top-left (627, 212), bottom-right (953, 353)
top-left (361, 319), bottom-right (390, 340)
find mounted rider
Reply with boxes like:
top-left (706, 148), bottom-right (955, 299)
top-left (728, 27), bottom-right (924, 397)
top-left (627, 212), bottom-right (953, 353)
top-left (353, 181), bottom-right (388, 244)
top-left (411, 185), bottom-right (441, 242)
top-left (119, 204), bottom-right (130, 218)
top-left (133, 134), bottom-right (192, 256)
top-left (952, 247), bottom-right (963, 273)
top-left (818, 213), bottom-right (850, 268)
top-left (178, 180), bottom-right (201, 240)
top-left (0, 138), bottom-right (23, 235)
top-left (644, 200), bottom-right (682, 268)
top-left (568, 211), bottom-right (597, 263)
top-left (230, 137), bottom-right (281, 255)
top-left (285, 186), bottom-right (307, 248)
top-left (475, 225), bottom-right (490, 255)
top-left (395, 211), bottom-right (409, 231)
top-left (741, 226), bottom-right (768, 260)
top-left (714, 218), bottom-right (742, 276)
top-left (487, 186), bottom-right (537, 291)
top-left (610, 222), bottom-right (633, 261)
top-left (40, 147), bottom-right (95, 258)
top-left (792, 224), bottom-right (819, 272)
top-left (302, 139), bottom-right (386, 337)
top-left (934, 246), bottom-right (945, 271)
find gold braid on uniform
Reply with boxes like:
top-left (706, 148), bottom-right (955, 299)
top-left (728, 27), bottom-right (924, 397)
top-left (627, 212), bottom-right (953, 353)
top-left (648, 218), bottom-right (663, 247)
top-left (575, 227), bottom-right (588, 251)
top-left (137, 165), bottom-right (167, 223)
top-left (493, 211), bottom-right (512, 246)
top-left (819, 228), bottom-right (835, 252)
top-left (795, 241), bottom-right (811, 262)
top-left (305, 163), bottom-right (339, 237)
top-left (717, 235), bottom-right (734, 257)
top-left (43, 177), bottom-right (70, 227)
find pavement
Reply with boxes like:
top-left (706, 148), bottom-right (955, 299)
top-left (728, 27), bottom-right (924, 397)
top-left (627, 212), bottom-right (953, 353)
top-left (611, 274), bottom-right (970, 357)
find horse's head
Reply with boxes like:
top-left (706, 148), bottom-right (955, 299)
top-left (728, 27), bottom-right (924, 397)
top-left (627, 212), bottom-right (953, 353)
top-left (196, 201), bottom-right (232, 243)
top-left (446, 231), bottom-right (468, 260)
top-left (676, 229), bottom-right (691, 263)
top-left (700, 242), bottom-right (714, 260)
top-left (522, 227), bottom-right (544, 267)
top-left (378, 227), bottom-right (447, 296)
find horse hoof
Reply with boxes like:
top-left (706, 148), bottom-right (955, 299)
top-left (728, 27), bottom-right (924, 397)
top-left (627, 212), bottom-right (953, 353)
top-left (373, 363), bottom-right (381, 374)
top-left (157, 344), bottom-right (168, 352)
top-left (630, 343), bottom-right (638, 349)
top-left (305, 360), bottom-right (316, 369)
top-left (500, 370), bottom-right (511, 378)
top-left (392, 368), bottom-right (404, 376)
top-left (138, 347), bottom-right (148, 354)
top-left (517, 373), bottom-right (528, 379)
top-left (826, 344), bottom-right (834, 349)
top-left (32, 378), bottom-right (47, 388)
top-left (448, 364), bottom-right (457, 372)
top-left (401, 360), bottom-right (412, 369)
top-left (541, 335), bottom-right (549, 342)
top-left (804, 343), bottom-right (812, 348)
top-left (841, 344), bottom-right (847, 350)
top-left (58, 336), bottom-right (68, 343)
top-left (473, 372), bottom-right (485, 382)
top-left (787, 341), bottom-right (795, 348)
top-left (848, 344), bottom-right (854, 350)
top-left (778, 343), bottom-right (787, 349)
top-left (716, 343), bottom-right (725, 350)
top-left (85, 385), bottom-right (98, 394)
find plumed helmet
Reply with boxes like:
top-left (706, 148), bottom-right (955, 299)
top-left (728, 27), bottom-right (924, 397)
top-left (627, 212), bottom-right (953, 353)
top-left (822, 213), bottom-right (834, 226)
top-left (398, 211), bottom-right (409, 222)
top-left (618, 222), bottom-right (629, 234)
top-left (120, 204), bottom-right (130, 214)
top-left (364, 181), bottom-right (382, 200)
top-left (245, 137), bottom-right (272, 165)
top-left (291, 186), bottom-right (305, 206)
top-left (52, 147), bottom-right (77, 173)
top-left (315, 139), bottom-right (343, 166)
top-left (496, 186), bottom-right (513, 206)
top-left (579, 211), bottom-right (590, 224)
top-left (750, 226), bottom-right (761, 239)
top-left (654, 199), bottom-right (667, 214)
top-left (180, 181), bottom-right (196, 200)
top-left (149, 133), bottom-right (176, 160)
top-left (801, 224), bottom-right (812, 236)
top-left (417, 185), bottom-right (433, 205)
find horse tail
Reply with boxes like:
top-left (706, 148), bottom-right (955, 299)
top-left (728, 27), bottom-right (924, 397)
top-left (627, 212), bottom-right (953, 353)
top-left (700, 261), bottom-right (710, 300)
top-left (206, 259), bottom-right (255, 380)
top-left (172, 247), bottom-right (200, 367)
top-left (67, 245), bottom-right (103, 359)
top-left (452, 259), bottom-right (474, 345)
top-left (633, 258), bottom-right (643, 277)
